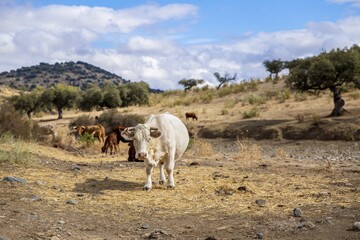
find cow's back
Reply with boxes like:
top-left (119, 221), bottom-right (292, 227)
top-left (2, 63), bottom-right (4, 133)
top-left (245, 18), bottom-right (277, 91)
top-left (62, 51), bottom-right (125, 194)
top-left (146, 113), bottom-right (189, 160)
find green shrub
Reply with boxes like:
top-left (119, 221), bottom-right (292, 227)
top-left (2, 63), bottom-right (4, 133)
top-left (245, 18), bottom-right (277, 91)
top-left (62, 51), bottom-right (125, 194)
top-left (247, 94), bottom-right (266, 105)
top-left (78, 132), bottom-right (96, 147)
top-left (276, 90), bottom-right (290, 103)
top-left (242, 108), bottom-right (260, 119)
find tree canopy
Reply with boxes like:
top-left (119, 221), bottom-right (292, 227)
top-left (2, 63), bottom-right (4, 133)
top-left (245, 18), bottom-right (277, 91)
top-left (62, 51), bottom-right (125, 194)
top-left (213, 72), bottom-right (237, 89)
top-left (263, 59), bottom-right (284, 79)
top-left (286, 45), bottom-right (360, 116)
top-left (178, 79), bottom-right (205, 91)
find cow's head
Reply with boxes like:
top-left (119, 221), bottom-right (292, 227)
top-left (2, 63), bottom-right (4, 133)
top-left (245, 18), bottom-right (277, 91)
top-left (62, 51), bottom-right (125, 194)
top-left (121, 124), bottom-right (162, 161)
top-left (73, 126), bottom-right (86, 135)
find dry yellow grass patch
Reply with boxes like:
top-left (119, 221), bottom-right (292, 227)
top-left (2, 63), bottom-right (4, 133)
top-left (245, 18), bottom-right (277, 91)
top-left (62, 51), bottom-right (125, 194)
top-left (235, 138), bottom-right (262, 162)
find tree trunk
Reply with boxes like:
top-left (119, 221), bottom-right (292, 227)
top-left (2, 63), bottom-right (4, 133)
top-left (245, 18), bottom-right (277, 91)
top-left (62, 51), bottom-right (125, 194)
top-left (330, 87), bottom-right (345, 117)
top-left (57, 108), bottom-right (63, 119)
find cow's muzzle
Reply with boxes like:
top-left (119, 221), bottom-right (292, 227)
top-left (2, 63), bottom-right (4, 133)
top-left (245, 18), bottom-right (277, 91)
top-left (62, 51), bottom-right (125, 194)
top-left (137, 152), bottom-right (147, 160)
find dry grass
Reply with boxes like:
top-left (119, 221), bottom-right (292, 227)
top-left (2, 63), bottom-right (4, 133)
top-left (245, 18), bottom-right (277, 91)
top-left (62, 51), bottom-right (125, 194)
top-left (0, 146), bottom-right (355, 224)
top-left (235, 138), bottom-right (262, 162)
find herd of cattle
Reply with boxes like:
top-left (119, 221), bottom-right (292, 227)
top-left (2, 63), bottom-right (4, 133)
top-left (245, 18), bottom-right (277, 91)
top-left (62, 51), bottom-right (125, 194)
top-left (72, 124), bottom-right (137, 161)
top-left (39, 112), bottom-right (196, 190)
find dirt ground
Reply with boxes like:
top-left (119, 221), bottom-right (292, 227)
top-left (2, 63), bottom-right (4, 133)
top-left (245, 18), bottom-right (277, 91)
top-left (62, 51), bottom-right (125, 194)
top-left (0, 137), bottom-right (360, 240)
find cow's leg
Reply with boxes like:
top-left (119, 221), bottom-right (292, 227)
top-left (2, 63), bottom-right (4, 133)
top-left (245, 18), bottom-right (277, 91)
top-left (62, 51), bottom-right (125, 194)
top-left (144, 163), bottom-right (154, 191)
top-left (165, 150), bottom-right (176, 189)
top-left (159, 162), bottom-right (166, 185)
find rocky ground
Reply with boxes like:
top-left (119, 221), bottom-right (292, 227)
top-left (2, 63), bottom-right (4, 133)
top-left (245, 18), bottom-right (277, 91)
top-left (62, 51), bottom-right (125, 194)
top-left (0, 138), bottom-right (359, 240)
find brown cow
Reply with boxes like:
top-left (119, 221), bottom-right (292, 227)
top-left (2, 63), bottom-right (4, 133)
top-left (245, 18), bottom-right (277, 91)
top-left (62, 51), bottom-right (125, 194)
top-left (101, 133), bottom-right (118, 155)
top-left (112, 125), bottom-right (141, 162)
top-left (73, 124), bottom-right (106, 142)
top-left (185, 112), bottom-right (198, 120)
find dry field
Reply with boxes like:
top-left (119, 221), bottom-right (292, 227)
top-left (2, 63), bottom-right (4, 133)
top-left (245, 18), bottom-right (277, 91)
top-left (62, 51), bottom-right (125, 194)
top-left (1, 81), bottom-right (360, 240)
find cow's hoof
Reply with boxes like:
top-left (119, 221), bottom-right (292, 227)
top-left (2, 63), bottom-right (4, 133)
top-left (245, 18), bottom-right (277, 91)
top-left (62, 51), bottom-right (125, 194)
top-left (167, 185), bottom-right (175, 190)
top-left (143, 186), bottom-right (151, 191)
top-left (159, 180), bottom-right (165, 185)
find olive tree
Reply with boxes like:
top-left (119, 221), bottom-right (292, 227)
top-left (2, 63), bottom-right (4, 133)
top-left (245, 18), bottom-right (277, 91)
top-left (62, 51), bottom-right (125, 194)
top-left (178, 79), bottom-right (205, 91)
top-left (10, 87), bottom-right (44, 118)
top-left (263, 59), bottom-right (284, 79)
top-left (78, 84), bottom-right (103, 111)
top-left (41, 84), bottom-right (80, 119)
top-left (213, 72), bottom-right (237, 89)
top-left (286, 45), bottom-right (360, 116)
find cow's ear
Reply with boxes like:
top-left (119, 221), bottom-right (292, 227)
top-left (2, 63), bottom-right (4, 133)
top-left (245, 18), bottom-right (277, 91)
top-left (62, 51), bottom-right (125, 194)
top-left (150, 129), bottom-right (162, 138)
top-left (121, 127), bottom-right (135, 140)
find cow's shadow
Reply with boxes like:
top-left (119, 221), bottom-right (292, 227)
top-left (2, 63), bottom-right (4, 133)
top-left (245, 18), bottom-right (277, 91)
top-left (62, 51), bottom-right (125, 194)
top-left (73, 178), bottom-right (143, 194)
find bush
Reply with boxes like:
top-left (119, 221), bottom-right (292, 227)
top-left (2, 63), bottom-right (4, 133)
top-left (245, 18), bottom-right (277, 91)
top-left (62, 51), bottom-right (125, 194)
top-left (78, 132), bottom-right (96, 147)
top-left (276, 90), bottom-right (290, 103)
top-left (0, 133), bottom-right (32, 165)
top-left (97, 109), bottom-right (145, 132)
top-left (242, 108), bottom-right (260, 119)
top-left (0, 103), bottom-right (38, 140)
top-left (247, 94), bottom-right (266, 105)
top-left (68, 114), bottom-right (95, 128)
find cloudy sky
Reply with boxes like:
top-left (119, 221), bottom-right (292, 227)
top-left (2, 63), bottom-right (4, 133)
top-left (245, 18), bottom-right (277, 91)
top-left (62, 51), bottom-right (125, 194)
top-left (1, 0), bottom-right (360, 90)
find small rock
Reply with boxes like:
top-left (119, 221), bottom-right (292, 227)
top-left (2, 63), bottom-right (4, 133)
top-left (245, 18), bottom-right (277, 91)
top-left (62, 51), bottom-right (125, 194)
top-left (51, 236), bottom-right (60, 240)
top-left (141, 223), bottom-right (149, 229)
top-left (30, 195), bottom-right (42, 202)
top-left (255, 199), bottom-right (266, 207)
top-left (58, 220), bottom-right (66, 224)
top-left (293, 208), bottom-right (302, 217)
top-left (66, 199), bottom-right (78, 205)
top-left (299, 221), bottom-right (315, 230)
top-left (352, 222), bottom-right (360, 231)
top-left (237, 186), bottom-right (249, 192)
top-left (71, 165), bottom-right (81, 171)
top-left (256, 232), bottom-right (264, 239)
top-left (204, 236), bottom-right (218, 240)
top-left (189, 162), bottom-right (200, 166)
top-left (2, 176), bottom-right (27, 183)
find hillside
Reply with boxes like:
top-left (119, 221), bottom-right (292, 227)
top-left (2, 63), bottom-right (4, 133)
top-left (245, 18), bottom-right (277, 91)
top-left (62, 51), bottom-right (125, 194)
top-left (0, 61), bottom-right (129, 90)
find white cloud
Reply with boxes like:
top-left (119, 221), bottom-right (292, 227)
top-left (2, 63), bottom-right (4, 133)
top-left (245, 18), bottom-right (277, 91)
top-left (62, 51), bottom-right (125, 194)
top-left (0, 2), bottom-right (360, 90)
top-left (328, 0), bottom-right (360, 7)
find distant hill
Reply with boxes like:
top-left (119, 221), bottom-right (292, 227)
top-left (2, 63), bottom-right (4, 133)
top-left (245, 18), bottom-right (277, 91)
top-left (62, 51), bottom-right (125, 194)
top-left (0, 61), bottom-right (130, 90)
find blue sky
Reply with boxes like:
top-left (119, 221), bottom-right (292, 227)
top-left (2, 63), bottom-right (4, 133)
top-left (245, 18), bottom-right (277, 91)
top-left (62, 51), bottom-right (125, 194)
top-left (1, 0), bottom-right (360, 89)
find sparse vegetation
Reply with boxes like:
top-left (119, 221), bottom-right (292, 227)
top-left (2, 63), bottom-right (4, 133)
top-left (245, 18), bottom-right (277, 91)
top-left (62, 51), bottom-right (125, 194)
top-left (0, 133), bottom-right (32, 165)
top-left (242, 107), bottom-right (260, 119)
top-left (236, 138), bottom-right (262, 161)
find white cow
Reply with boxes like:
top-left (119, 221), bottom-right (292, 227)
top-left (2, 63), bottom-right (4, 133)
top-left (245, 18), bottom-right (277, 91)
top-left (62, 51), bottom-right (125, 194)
top-left (121, 113), bottom-right (189, 191)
